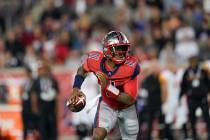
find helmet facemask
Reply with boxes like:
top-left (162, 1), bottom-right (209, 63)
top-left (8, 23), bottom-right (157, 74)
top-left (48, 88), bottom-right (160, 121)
top-left (109, 45), bottom-right (129, 64)
top-left (102, 31), bottom-right (130, 64)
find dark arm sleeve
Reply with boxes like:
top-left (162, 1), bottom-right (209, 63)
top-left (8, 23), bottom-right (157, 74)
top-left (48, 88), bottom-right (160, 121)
top-left (202, 69), bottom-right (210, 92)
top-left (179, 70), bottom-right (188, 99)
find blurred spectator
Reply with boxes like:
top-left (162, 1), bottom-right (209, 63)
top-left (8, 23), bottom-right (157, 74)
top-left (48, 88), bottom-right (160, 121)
top-left (31, 61), bottom-right (59, 140)
top-left (40, 1), bottom-right (62, 23)
top-left (159, 42), bottom-right (174, 66)
top-left (65, 49), bottom-right (82, 70)
top-left (204, 0), bottom-right (210, 13)
top-left (141, 66), bottom-right (165, 140)
top-left (0, 38), bottom-right (6, 68)
top-left (180, 55), bottom-right (210, 140)
top-left (23, 46), bottom-right (38, 77)
top-left (160, 62), bottom-right (176, 140)
top-left (0, 84), bottom-right (8, 104)
top-left (85, 16), bottom-right (110, 52)
top-left (55, 30), bottom-right (70, 64)
top-left (31, 25), bottom-right (43, 52)
top-left (0, 14), bottom-right (5, 35)
top-left (199, 37), bottom-right (210, 61)
top-left (75, 0), bottom-right (87, 15)
top-left (21, 13), bottom-right (35, 47)
top-left (160, 59), bottom-right (188, 139)
top-left (175, 22), bottom-right (199, 65)
top-left (164, 0), bottom-right (183, 13)
top-left (5, 30), bottom-right (25, 67)
top-left (21, 67), bottom-right (38, 140)
top-left (113, 3), bottom-right (132, 36)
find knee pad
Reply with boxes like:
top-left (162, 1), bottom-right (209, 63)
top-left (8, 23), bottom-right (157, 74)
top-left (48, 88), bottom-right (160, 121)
top-left (124, 120), bottom-right (139, 135)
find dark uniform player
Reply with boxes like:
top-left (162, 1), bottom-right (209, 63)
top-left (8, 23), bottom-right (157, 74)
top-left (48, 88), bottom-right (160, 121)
top-left (21, 67), bottom-right (34, 140)
top-left (31, 62), bottom-right (59, 140)
top-left (180, 55), bottom-right (210, 140)
top-left (142, 72), bottom-right (165, 140)
top-left (68, 31), bottom-right (141, 140)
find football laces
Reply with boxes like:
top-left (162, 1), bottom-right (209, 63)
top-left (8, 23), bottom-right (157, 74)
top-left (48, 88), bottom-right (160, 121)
top-left (76, 96), bottom-right (85, 105)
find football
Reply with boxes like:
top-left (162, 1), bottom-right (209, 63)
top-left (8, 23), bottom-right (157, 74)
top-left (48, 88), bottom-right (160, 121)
top-left (66, 94), bottom-right (86, 112)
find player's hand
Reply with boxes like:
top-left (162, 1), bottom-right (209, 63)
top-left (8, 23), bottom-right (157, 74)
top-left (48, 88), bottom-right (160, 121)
top-left (95, 71), bottom-right (108, 90)
top-left (67, 88), bottom-right (85, 109)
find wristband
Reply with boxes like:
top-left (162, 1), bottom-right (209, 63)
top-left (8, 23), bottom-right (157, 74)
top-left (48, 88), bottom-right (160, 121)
top-left (73, 75), bottom-right (85, 89)
top-left (106, 84), bottom-right (120, 99)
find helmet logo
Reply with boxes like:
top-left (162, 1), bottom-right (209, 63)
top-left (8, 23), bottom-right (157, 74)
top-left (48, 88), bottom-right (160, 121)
top-left (107, 38), bottom-right (120, 45)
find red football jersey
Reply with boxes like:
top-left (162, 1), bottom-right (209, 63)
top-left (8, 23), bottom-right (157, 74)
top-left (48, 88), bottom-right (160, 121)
top-left (83, 51), bottom-right (140, 109)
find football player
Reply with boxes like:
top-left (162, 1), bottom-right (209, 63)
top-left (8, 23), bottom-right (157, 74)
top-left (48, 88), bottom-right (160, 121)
top-left (68, 31), bottom-right (141, 140)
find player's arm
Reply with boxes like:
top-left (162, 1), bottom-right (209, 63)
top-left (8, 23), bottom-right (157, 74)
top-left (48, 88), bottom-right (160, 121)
top-left (159, 74), bottom-right (168, 104)
top-left (68, 66), bottom-right (88, 104)
top-left (67, 55), bottom-right (91, 109)
top-left (116, 93), bottom-right (135, 105)
top-left (116, 76), bottom-right (139, 105)
top-left (159, 73), bottom-right (169, 113)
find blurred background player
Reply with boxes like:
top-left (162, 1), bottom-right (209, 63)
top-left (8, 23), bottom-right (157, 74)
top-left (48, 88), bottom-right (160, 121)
top-left (31, 60), bottom-right (59, 140)
top-left (142, 69), bottom-right (165, 140)
top-left (180, 54), bottom-right (210, 140)
top-left (139, 49), bottom-right (165, 140)
top-left (21, 66), bottom-right (38, 140)
top-left (68, 31), bottom-right (140, 140)
top-left (160, 58), bottom-right (188, 140)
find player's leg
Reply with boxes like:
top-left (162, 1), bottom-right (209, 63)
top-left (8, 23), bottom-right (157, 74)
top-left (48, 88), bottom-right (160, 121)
top-left (164, 104), bottom-right (175, 140)
top-left (146, 109), bottom-right (155, 140)
top-left (92, 98), bottom-right (117, 140)
top-left (39, 112), bottom-right (48, 140)
top-left (21, 111), bottom-right (28, 139)
top-left (188, 99), bottom-right (198, 140)
top-left (48, 111), bottom-right (57, 140)
top-left (118, 105), bottom-right (139, 140)
top-left (200, 98), bottom-right (210, 140)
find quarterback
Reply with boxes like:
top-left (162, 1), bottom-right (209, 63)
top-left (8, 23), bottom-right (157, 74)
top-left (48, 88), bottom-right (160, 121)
top-left (67, 31), bottom-right (140, 140)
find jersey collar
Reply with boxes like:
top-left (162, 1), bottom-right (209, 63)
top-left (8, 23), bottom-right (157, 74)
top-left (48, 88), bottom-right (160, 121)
top-left (100, 57), bottom-right (120, 77)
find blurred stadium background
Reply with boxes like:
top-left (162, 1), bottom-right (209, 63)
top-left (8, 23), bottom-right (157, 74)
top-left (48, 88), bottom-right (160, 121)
top-left (0, 0), bottom-right (210, 140)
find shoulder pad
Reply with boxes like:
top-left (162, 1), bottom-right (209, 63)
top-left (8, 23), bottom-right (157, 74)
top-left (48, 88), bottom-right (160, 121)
top-left (87, 51), bottom-right (103, 61)
top-left (85, 51), bottom-right (103, 72)
top-left (124, 56), bottom-right (138, 67)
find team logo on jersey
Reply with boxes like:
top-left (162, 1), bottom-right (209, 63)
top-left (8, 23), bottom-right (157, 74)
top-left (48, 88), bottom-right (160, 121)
top-left (125, 60), bottom-right (136, 67)
top-left (88, 53), bottom-right (100, 60)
